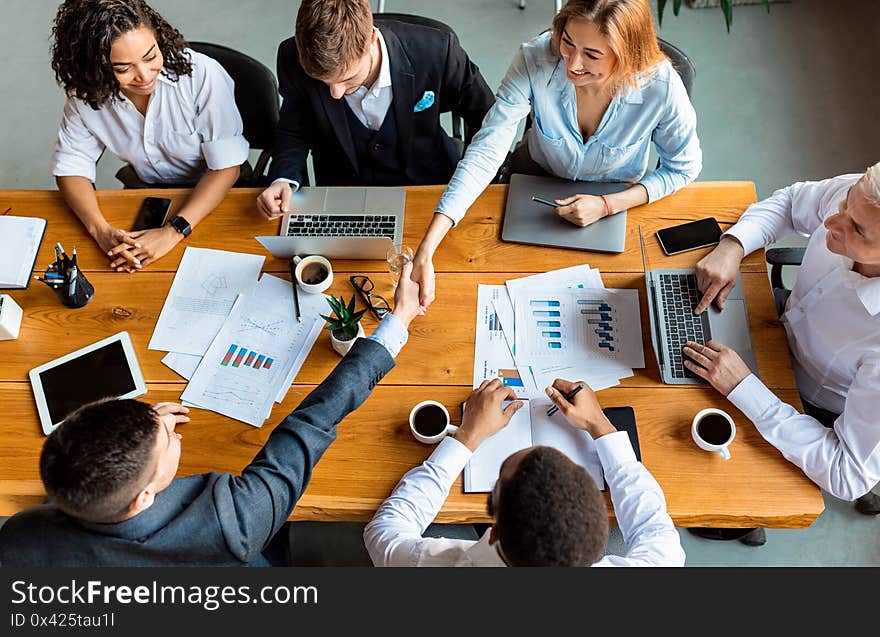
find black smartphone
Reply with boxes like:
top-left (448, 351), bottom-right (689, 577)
top-left (656, 217), bottom-right (723, 255)
top-left (131, 197), bottom-right (172, 232)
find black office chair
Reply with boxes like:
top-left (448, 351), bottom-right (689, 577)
top-left (372, 13), bottom-right (475, 154)
top-left (115, 42), bottom-right (280, 189)
top-left (766, 246), bottom-right (806, 317)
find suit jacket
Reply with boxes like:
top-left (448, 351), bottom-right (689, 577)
top-left (269, 20), bottom-right (494, 187)
top-left (0, 339), bottom-right (394, 566)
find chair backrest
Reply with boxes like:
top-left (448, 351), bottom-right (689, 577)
top-left (657, 37), bottom-right (695, 98)
top-left (188, 41), bottom-right (280, 150)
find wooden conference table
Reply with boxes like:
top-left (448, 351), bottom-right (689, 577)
top-left (0, 182), bottom-right (824, 528)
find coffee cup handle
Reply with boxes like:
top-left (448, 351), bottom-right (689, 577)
top-left (717, 446), bottom-right (731, 461)
top-left (292, 255), bottom-right (302, 265)
top-left (446, 424), bottom-right (459, 436)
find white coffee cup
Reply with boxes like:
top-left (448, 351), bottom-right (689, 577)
top-left (691, 408), bottom-right (736, 460)
top-left (409, 400), bottom-right (457, 444)
top-left (293, 255), bottom-right (333, 294)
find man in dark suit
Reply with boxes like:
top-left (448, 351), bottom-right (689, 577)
top-left (256, 0), bottom-right (494, 219)
top-left (0, 264), bottom-right (423, 566)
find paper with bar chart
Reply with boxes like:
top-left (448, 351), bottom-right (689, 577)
top-left (513, 288), bottom-right (644, 387)
top-left (181, 274), bottom-right (325, 426)
top-left (473, 285), bottom-right (536, 396)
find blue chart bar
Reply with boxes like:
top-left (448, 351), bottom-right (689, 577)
top-left (596, 331), bottom-right (614, 340)
top-left (548, 342), bottom-right (562, 349)
top-left (489, 312), bottom-right (500, 331)
top-left (541, 331), bottom-right (562, 338)
top-left (599, 342), bottom-right (615, 351)
top-left (530, 300), bottom-right (561, 307)
top-left (537, 321), bottom-right (561, 327)
top-left (532, 310), bottom-right (561, 317)
top-left (600, 313), bottom-right (612, 321)
top-left (599, 322), bottom-right (612, 330)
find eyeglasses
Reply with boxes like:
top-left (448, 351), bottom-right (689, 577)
top-left (349, 275), bottom-right (391, 320)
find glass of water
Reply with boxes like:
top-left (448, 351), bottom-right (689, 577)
top-left (387, 243), bottom-right (414, 288)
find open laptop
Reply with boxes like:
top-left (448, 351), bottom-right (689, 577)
top-left (639, 225), bottom-right (758, 385)
top-left (502, 174), bottom-right (629, 253)
top-left (255, 186), bottom-right (405, 259)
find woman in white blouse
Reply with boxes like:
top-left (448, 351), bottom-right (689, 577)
top-left (50, 0), bottom-right (249, 272)
top-left (412, 0), bottom-right (702, 306)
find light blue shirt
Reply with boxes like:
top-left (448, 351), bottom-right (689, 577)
top-left (436, 32), bottom-right (702, 225)
top-left (367, 313), bottom-right (408, 358)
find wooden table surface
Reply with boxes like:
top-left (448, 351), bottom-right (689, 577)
top-left (0, 183), bottom-right (825, 527)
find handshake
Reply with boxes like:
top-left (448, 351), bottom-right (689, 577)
top-left (386, 261), bottom-right (428, 329)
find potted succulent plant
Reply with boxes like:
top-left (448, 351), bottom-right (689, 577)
top-left (321, 294), bottom-right (367, 356)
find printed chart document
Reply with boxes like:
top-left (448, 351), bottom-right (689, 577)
top-left (181, 274), bottom-right (324, 427)
top-left (0, 216), bottom-right (46, 289)
top-left (473, 285), bottom-right (534, 396)
top-left (149, 247), bottom-right (265, 355)
top-left (463, 400), bottom-right (603, 492)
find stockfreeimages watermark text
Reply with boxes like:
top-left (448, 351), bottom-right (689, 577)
top-left (10, 579), bottom-right (318, 612)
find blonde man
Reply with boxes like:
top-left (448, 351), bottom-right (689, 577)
top-left (686, 162), bottom-right (880, 523)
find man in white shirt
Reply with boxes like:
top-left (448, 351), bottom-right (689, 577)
top-left (364, 378), bottom-right (685, 567)
top-left (686, 161), bottom-right (880, 518)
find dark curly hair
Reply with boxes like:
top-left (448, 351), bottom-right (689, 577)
top-left (40, 399), bottom-right (160, 523)
top-left (51, 0), bottom-right (193, 109)
top-left (494, 446), bottom-right (609, 566)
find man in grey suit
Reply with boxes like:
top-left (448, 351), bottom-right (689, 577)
top-left (0, 265), bottom-right (423, 566)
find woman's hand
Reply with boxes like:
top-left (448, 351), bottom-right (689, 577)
top-left (93, 224), bottom-right (142, 272)
top-left (411, 247), bottom-right (436, 309)
top-left (553, 194), bottom-right (608, 227)
top-left (109, 225), bottom-right (182, 271)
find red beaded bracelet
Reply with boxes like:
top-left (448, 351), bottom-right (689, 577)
top-left (599, 194), bottom-right (612, 217)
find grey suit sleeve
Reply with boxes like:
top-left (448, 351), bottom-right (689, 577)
top-left (212, 338), bottom-right (394, 561)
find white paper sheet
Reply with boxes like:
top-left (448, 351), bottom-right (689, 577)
top-left (180, 274), bottom-right (324, 427)
top-left (463, 402), bottom-right (532, 492)
top-left (529, 399), bottom-right (604, 489)
top-left (0, 216), bottom-right (46, 288)
top-left (161, 352), bottom-right (202, 380)
top-left (148, 247), bottom-right (265, 355)
top-left (473, 285), bottom-right (533, 396)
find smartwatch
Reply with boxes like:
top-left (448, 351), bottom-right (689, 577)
top-left (168, 215), bottom-right (192, 238)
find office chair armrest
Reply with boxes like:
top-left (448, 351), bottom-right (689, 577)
top-left (766, 247), bottom-right (806, 290)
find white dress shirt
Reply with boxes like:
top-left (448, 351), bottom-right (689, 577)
top-left (52, 50), bottom-right (249, 185)
top-left (274, 28), bottom-right (393, 193)
top-left (364, 431), bottom-right (685, 567)
top-left (725, 173), bottom-right (880, 500)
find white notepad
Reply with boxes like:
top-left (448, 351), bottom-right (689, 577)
top-left (463, 399), bottom-right (604, 492)
top-left (0, 216), bottom-right (46, 289)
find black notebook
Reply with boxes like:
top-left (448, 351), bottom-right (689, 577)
top-left (603, 406), bottom-right (641, 461)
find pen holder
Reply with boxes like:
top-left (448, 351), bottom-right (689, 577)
top-left (50, 269), bottom-right (94, 309)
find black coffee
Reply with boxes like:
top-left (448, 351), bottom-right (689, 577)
top-left (301, 263), bottom-right (328, 285)
top-left (697, 414), bottom-right (732, 445)
top-left (413, 404), bottom-right (447, 437)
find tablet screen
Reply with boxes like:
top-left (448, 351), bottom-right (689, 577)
top-left (38, 339), bottom-right (137, 425)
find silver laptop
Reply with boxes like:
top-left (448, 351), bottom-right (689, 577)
top-left (502, 174), bottom-right (629, 253)
top-left (639, 225), bottom-right (758, 385)
top-left (255, 186), bottom-right (405, 259)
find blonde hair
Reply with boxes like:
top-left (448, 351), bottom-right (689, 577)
top-left (863, 161), bottom-right (880, 207)
top-left (550, 0), bottom-right (666, 92)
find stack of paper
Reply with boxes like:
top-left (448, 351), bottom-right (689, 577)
top-left (0, 216), bottom-right (46, 289)
top-left (149, 247), bottom-right (325, 427)
top-left (472, 264), bottom-right (645, 398)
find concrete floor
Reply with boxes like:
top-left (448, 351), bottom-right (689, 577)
top-left (0, 1), bottom-right (877, 564)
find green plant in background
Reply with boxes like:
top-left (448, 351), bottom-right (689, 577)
top-left (321, 295), bottom-right (366, 341)
top-left (658, 0), bottom-right (772, 32)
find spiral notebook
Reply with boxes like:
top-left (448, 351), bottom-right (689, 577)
top-left (0, 216), bottom-right (47, 289)
top-left (462, 402), bottom-right (639, 493)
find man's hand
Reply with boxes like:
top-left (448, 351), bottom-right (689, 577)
top-left (456, 379), bottom-right (524, 452)
top-left (545, 379), bottom-right (616, 439)
top-left (682, 340), bottom-right (752, 395)
top-left (256, 181), bottom-right (293, 220)
top-left (151, 402), bottom-right (191, 426)
top-left (110, 224), bottom-right (182, 271)
top-left (694, 236), bottom-right (745, 314)
top-left (554, 194), bottom-right (607, 228)
top-left (390, 261), bottom-right (424, 328)
top-left (411, 248), bottom-right (435, 308)
top-left (93, 224), bottom-right (142, 272)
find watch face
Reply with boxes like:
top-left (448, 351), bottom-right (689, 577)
top-left (170, 215), bottom-right (191, 237)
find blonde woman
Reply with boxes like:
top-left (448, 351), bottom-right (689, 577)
top-left (413, 0), bottom-right (702, 306)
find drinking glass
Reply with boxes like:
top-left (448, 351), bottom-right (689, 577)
top-left (387, 244), bottom-right (414, 288)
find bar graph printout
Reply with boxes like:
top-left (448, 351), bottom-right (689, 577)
top-left (514, 288), bottom-right (645, 373)
top-left (473, 285), bottom-right (536, 395)
top-left (182, 274), bottom-right (325, 426)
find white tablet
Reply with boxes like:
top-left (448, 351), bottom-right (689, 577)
top-left (29, 331), bottom-right (147, 435)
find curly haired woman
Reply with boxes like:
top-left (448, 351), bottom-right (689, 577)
top-left (50, 0), bottom-right (249, 271)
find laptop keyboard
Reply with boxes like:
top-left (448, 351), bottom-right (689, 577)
top-left (285, 214), bottom-right (396, 238)
top-left (659, 273), bottom-right (711, 379)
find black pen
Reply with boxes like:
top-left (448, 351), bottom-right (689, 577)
top-left (531, 195), bottom-right (559, 208)
top-left (289, 257), bottom-right (302, 322)
top-left (546, 383), bottom-right (584, 417)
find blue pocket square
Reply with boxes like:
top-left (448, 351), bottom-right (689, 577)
top-left (413, 91), bottom-right (435, 113)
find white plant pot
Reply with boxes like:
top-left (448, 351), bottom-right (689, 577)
top-left (330, 323), bottom-right (365, 356)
